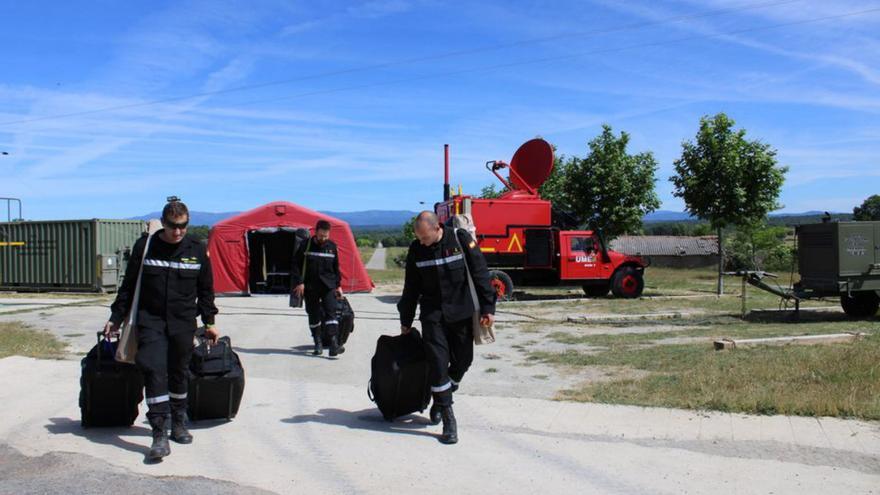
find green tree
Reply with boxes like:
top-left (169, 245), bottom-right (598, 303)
top-left (853, 194), bottom-right (880, 221)
top-left (562, 125), bottom-right (661, 238)
top-left (479, 184), bottom-right (505, 199)
top-left (538, 154), bottom-right (572, 207)
top-left (726, 223), bottom-right (793, 272)
top-left (187, 225), bottom-right (210, 241)
top-left (356, 237), bottom-right (376, 248)
top-left (670, 113), bottom-right (788, 294)
top-left (401, 215), bottom-right (418, 243)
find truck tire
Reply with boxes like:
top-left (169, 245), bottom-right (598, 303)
top-left (840, 291), bottom-right (880, 318)
top-left (582, 282), bottom-right (610, 298)
top-left (611, 267), bottom-right (644, 299)
top-left (489, 270), bottom-right (514, 302)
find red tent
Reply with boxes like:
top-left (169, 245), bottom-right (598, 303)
top-left (208, 201), bottom-right (373, 295)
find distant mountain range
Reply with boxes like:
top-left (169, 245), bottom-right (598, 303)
top-left (130, 209), bottom-right (419, 227)
top-left (130, 209), bottom-right (850, 227)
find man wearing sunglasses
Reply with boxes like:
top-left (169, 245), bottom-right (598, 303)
top-left (105, 198), bottom-right (219, 461)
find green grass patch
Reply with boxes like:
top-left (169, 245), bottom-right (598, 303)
top-left (358, 246), bottom-right (376, 264)
top-left (485, 367), bottom-right (499, 373)
top-left (0, 321), bottom-right (67, 359)
top-left (533, 332), bottom-right (880, 420)
top-left (384, 247), bottom-right (408, 270)
top-left (368, 268), bottom-right (404, 284)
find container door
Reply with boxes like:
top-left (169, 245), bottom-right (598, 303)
top-left (560, 232), bottom-right (603, 280)
top-left (838, 223), bottom-right (874, 277)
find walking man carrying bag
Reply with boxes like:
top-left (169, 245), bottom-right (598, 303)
top-left (397, 211), bottom-right (496, 444)
top-left (105, 197), bottom-right (219, 461)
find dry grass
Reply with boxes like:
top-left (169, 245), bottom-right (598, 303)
top-left (530, 325), bottom-right (880, 420)
top-left (0, 321), bottom-right (67, 359)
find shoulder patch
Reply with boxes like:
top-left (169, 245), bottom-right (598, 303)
top-left (468, 241), bottom-right (476, 249)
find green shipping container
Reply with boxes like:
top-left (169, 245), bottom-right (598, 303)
top-left (0, 219), bottom-right (146, 292)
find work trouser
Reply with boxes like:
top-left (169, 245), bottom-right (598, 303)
top-left (421, 317), bottom-right (474, 406)
top-left (305, 287), bottom-right (339, 339)
top-left (135, 324), bottom-right (195, 421)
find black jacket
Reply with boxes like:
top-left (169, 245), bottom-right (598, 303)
top-left (397, 227), bottom-right (496, 327)
top-left (110, 231), bottom-right (217, 334)
top-left (290, 237), bottom-right (341, 292)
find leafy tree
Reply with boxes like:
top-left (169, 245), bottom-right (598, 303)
top-left (853, 194), bottom-right (880, 221)
top-left (538, 154), bottom-right (572, 207)
top-left (670, 113), bottom-right (787, 294)
top-left (726, 223), bottom-right (793, 272)
top-left (562, 125), bottom-right (661, 238)
top-left (355, 237), bottom-right (376, 248)
top-left (187, 225), bottom-right (210, 241)
top-left (401, 215), bottom-right (417, 243)
top-left (479, 184), bottom-right (505, 199)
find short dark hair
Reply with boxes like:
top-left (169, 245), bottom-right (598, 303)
top-left (316, 220), bottom-right (331, 231)
top-left (162, 199), bottom-right (189, 222)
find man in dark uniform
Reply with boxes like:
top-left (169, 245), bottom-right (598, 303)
top-left (291, 219), bottom-right (345, 357)
top-left (397, 211), bottom-right (496, 444)
top-left (105, 198), bottom-right (219, 461)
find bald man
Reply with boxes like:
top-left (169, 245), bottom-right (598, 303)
top-left (397, 211), bottom-right (496, 444)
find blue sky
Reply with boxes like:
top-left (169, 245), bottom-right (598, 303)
top-left (1, 0), bottom-right (879, 220)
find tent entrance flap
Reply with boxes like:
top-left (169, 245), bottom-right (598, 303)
top-left (247, 229), bottom-right (298, 294)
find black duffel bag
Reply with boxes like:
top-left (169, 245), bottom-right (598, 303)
top-left (80, 332), bottom-right (144, 428)
top-left (190, 333), bottom-right (235, 376)
top-left (322, 296), bottom-right (355, 347)
top-left (368, 329), bottom-right (430, 421)
top-left (187, 331), bottom-right (245, 421)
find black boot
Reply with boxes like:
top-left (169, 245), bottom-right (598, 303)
top-left (429, 403), bottom-right (442, 425)
top-left (170, 409), bottom-right (193, 444)
top-left (147, 415), bottom-right (171, 460)
top-left (328, 335), bottom-right (345, 357)
top-left (439, 406), bottom-right (458, 444)
top-left (311, 329), bottom-right (323, 356)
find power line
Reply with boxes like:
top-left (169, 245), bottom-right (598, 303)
top-left (0, 0), bottom-right (810, 127)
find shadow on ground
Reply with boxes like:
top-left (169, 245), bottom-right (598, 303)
top-left (45, 417), bottom-right (149, 456)
top-left (282, 408), bottom-right (436, 439)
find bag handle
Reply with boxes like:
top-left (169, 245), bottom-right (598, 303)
top-left (453, 229), bottom-right (482, 318)
top-left (125, 233), bottom-right (154, 329)
top-left (301, 237), bottom-right (311, 280)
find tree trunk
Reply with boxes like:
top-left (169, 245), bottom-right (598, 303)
top-left (717, 227), bottom-right (724, 296)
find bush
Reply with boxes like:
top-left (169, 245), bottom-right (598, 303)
top-left (725, 224), bottom-right (794, 272)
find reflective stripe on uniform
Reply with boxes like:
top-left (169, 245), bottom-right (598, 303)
top-left (144, 259), bottom-right (201, 270)
top-left (324, 319), bottom-right (338, 325)
top-left (309, 322), bottom-right (322, 329)
top-left (146, 394), bottom-right (170, 405)
top-left (306, 252), bottom-right (335, 258)
top-left (430, 381), bottom-right (453, 393)
top-left (415, 253), bottom-right (463, 269)
top-left (168, 391), bottom-right (188, 400)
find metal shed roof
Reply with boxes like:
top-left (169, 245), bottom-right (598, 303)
top-left (609, 236), bottom-right (718, 256)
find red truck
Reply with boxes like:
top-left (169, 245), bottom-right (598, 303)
top-left (435, 138), bottom-right (646, 300)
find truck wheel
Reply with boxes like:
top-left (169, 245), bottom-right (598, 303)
top-left (582, 283), bottom-right (610, 298)
top-left (840, 291), bottom-right (880, 318)
top-left (489, 270), bottom-right (514, 301)
top-left (611, 267), bottom-right (644, 298)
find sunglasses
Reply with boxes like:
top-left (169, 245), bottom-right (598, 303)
top-left (164, 219), bottom-right (189, 230)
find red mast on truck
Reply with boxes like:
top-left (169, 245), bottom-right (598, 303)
top-left (436, 138), bottom-right (646, 300)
